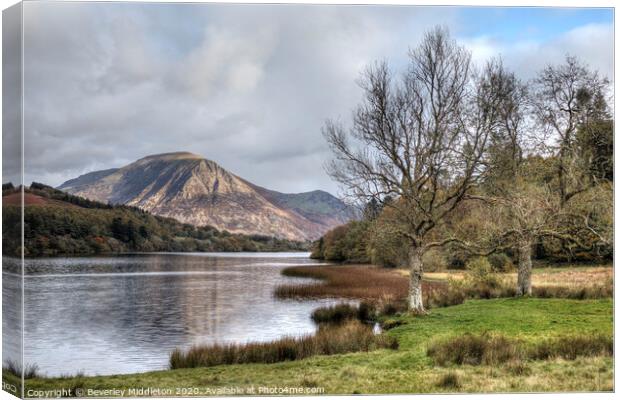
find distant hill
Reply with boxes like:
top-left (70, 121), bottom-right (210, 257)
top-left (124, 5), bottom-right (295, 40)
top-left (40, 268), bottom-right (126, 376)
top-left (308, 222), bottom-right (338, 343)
top-left (58, 152), bottom-right (357, 241)
top-left (2, 184), bottom-right (307, 257)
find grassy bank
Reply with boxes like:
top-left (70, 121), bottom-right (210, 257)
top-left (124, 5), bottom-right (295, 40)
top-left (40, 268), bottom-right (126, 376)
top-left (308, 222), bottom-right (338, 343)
top-left (277, 263), bottom-right (612, 318)
top-left (22, 298), bottom-right (612, 395)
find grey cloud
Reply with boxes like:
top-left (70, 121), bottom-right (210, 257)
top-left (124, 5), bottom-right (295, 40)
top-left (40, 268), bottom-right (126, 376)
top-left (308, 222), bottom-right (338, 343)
top-left (10, 3), bottom-right (613, 195)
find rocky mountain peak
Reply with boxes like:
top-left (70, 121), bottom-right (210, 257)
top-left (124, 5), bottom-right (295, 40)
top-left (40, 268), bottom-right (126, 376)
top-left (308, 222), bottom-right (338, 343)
top-left (58, 153), bottom-right (357, 241)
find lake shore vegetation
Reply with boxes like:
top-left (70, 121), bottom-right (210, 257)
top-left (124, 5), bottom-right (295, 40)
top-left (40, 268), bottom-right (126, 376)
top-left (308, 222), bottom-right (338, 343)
top-left (169, 321), bottom-right (398, 369)
top-left (21, 296), bottom-right (612, 394)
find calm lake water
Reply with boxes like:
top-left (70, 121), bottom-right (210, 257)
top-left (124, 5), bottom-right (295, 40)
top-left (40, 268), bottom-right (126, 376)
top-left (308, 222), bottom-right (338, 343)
top-left (3, 252), bottom-right (339, 376)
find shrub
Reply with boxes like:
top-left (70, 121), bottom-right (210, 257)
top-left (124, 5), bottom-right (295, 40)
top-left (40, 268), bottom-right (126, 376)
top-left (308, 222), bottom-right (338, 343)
top-left (436, 372), bottom-right (461, 389)
top-left (427, 332), bottom-right (613, 367)
top-left (2, 360), bottom-right (20, 378)
top-left (532, 283), bottom-right (612, 300)
top-left (443, 243), bottom-right (469, 269)
top-left (422, 248), bottom-right (447, 272)
top-left (529, 333), bottom-right (613, 360)
top-left (2, 360), bottom-right (39, 379)
top-left (357, 301), bottom-right (375, 321)
top-left (170, 321), bottom-right (397, 369)
top-left (425, 279), bottom-right (466, 308)
top-left (465, 257), bottom-right (494, 281)
top-left (427, 333), bottom-right (521, 366)
top-left (311, 303), bottom-right (371, 324)
top-left (504, 360), bottom-right (531, 376)
top-left (381, 319), bottom-right (405, 330)
top-left (376, 295), bottom-right (407, 316)
top-left (488, 253), bottom-right (514, 272)
top-left (461, 258), bottom-right (515, 299)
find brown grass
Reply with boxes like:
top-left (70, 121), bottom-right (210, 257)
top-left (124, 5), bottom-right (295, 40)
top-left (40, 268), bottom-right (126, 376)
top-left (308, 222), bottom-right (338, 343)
top-left (436, 372), bottom-right (462, 389)
top-left (426, 265), bottom-right (612, 300)
top-left (311, 303), bottom-right (367, 324)
top-left (277, 265), bottom-right (454, 312)
top-left (531, 266), bottom-right (612, 288)
top-left (424, 280), bottom-right (467, 308)
top-left (277, 265), bottom-right (409, 301)
top-left (427, 333), bottom-right (522, 366)
top-left (530, 334), bottom-right (613, 360)
top-left (277, 264), bottom-right (612, 318)
top-left (3, 192), bottom-right (75, 207)
top-left (425, 266), bottom-right (612, 289)
top-left (169, 320), bottom-right (398, 369)
top-left (427, 332), bottom-right (613, 367)
top-left (532, 283), bottom-right (612, 299)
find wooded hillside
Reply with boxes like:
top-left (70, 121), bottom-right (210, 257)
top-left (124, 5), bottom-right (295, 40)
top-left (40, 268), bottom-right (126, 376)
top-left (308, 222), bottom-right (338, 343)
top-left (2, 183), bottom-right (308, 257)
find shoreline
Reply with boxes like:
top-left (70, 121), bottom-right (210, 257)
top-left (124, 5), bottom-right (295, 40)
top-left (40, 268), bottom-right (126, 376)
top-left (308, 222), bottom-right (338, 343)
top-left (2, 250), bottom-right (314, 261)
top-left (6, 262), bottom-right (614, 394)
top-left (14, 298), bottom-right (613, 395)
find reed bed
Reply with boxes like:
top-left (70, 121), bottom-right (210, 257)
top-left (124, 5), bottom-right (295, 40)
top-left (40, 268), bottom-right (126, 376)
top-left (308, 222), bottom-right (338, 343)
top-left (169, 320), bottom-right (398, 369)
top-left (278, 264), bottom-right (457, 313)
top-left (277, 265), bottom-right (409, 300)
top-left (279, 265), bottom-right (445, 300)
top-left (311, 303), bottom-right (369, 324)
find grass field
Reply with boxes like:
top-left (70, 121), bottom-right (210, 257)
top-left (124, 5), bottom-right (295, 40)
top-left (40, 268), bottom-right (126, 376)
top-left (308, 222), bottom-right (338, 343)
top-left (424, 264), bottom-right (613, 288)
top-left (20, 297), bottom-right (613, 395)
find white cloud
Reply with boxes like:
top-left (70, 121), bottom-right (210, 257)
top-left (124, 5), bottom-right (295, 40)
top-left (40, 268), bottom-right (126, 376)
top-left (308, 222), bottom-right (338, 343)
top-left (459, 23), bottom-right (613, 80)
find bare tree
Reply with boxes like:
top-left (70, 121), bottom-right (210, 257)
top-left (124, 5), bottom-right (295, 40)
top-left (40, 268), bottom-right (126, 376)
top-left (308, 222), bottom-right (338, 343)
top-left (482, 181), bottom-right (557, 295)
top-left (482, 58), bottom-right (529, 186)
top-left (323, 27), bottom-right (502, 313)
top-left (477, 57), bottom-right (612, 296)
top-left (475, 60), bottom-right (537, 295)
top-left (530, 56), bottom-right (610, 206)
top-left (481, 176), bottom-right (612, 296)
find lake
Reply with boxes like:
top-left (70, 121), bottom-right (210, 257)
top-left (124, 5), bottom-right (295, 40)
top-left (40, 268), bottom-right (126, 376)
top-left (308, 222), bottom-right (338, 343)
top-left (2, 252), bottom-right (339, 376)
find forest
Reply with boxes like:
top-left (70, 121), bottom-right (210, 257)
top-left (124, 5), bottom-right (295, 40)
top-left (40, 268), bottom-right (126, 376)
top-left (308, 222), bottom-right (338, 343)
top-left (2, 183), bottom-right (308, 257)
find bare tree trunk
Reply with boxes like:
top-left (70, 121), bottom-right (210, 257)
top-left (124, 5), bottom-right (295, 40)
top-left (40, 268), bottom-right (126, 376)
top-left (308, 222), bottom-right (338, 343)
top-left (408, 247), bottom-right (425, 314)
top-left (517, 241), bottom-right (532, 296)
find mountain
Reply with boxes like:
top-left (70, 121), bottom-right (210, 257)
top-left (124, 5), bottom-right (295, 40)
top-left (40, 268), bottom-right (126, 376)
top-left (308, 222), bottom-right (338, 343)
top-left (58, 152), bottom-right (356, 241)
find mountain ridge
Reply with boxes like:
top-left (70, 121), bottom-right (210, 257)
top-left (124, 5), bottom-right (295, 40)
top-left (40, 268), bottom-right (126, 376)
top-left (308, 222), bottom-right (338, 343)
top-left (58, 152), bottom-right (356, 241)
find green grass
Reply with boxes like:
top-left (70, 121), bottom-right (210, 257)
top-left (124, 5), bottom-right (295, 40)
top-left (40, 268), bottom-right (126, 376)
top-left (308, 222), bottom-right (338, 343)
top-left (21, 298), bottom-right (612, 395)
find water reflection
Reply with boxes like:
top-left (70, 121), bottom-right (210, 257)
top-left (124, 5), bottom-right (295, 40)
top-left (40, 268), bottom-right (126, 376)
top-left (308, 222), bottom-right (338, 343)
top-left (4, 253), bottom-right (336, 376)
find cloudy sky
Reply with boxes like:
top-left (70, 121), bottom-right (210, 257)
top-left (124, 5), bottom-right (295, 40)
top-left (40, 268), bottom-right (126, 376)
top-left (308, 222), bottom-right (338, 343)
top-left (4, 3), bottom-right (614, 194)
